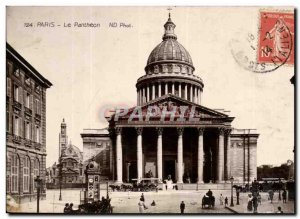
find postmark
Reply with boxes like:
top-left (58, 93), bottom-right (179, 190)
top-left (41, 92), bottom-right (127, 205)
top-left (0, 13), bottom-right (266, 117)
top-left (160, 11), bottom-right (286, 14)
top-left (230, 10), bottom-right (294, 73)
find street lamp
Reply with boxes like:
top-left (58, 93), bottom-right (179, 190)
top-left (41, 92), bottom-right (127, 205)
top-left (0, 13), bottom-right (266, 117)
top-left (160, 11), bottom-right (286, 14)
top-left (34, 176), bottom-right (42, 213)
top-left (58, 156), bottom-right (63, 201)
top-left (230, 176), bottom-right (234, 207)
top-left (236, 187), bottom-right (240, 205)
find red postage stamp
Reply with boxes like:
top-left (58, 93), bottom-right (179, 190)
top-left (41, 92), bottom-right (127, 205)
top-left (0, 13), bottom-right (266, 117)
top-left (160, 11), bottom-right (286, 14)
top-left (258, 11), bottom-right (294, 65)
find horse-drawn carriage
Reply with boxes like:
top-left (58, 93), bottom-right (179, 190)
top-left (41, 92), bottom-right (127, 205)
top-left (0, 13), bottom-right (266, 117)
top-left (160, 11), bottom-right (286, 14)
top-left (201, 195), bottom-right (215, 209)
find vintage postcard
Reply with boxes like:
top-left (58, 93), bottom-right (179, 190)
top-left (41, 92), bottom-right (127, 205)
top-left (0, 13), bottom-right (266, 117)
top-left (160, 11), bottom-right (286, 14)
top-left (5, 6), bottom-right (295, 214)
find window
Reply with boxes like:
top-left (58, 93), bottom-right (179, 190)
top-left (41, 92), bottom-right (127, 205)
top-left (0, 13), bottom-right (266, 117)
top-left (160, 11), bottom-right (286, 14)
top-left (13, 116), bottom-right (20, 136)
top-left (33, 158), bottom-right (40, 192)
top-left (7, 61), bottom-right (13, 75)
top-left (25, 122), bottom-right (31, 140)
top-left (7, 77), bottom-right (11, 97)
top-left (6, 111), bottom-right (9, 132)
top-left (11, 154), bottom-right (19, 193)
top-left (14, 85), bottom-right (19, 102)
top-left (25, 92), bottom-right (30, 108)
top-left (36, 126), bottom-right (40, 143)
top-left (23, 157), bottom-right (30, 192)
top-left (35, 99), bottom-right (41, 115)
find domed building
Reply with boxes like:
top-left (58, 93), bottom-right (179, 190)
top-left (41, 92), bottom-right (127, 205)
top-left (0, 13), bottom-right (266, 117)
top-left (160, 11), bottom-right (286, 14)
top-left (106, 14), bottom-right (259, 188)
top-left (46, 119), bottom-right (84, 187)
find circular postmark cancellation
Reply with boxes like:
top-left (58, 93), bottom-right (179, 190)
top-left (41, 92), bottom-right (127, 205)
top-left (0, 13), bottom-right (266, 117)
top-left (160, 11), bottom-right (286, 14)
top-left (230, 11), bottom-right (294, 73)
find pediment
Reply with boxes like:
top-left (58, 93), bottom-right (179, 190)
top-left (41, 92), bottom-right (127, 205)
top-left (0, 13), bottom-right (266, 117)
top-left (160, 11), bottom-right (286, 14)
top-left (112, 94), bottom-right (230, 121)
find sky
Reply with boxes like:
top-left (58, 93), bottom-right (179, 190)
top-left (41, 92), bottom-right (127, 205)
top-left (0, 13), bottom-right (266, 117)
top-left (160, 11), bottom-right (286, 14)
top-left (6, 6), bottom-right (294, 167)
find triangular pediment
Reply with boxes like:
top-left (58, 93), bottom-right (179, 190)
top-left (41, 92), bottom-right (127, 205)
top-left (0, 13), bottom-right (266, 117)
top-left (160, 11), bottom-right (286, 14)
top-left (110, 94), bottom-right (233, 122)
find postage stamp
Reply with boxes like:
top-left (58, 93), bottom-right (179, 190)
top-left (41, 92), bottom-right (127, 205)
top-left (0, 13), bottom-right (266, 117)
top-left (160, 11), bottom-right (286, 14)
top-left (230, 10), bottom-right (294, 73)
top-left (258, 11), bottom-right (294, 66)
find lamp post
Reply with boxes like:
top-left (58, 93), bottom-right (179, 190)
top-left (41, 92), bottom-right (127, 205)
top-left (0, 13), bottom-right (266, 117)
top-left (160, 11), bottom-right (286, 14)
top-left (106, 181), bottom-right (109, 199)
top-left (34, 176), bottom-right (42, 213)
top-left (230, 176), bottom-right (234, 207)
top-left (236, 187), bottom-right (240, 205)
top-left (58, 156), bottom-right (62, 201)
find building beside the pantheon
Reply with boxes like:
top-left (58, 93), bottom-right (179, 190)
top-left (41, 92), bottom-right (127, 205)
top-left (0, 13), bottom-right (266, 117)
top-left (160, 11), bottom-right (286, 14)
top-left (103, 14), bottom-right (259, 188)
top-left (6, 43), bottom-right (52, 203)
top-left (46, 119), bottom-right (84, 187)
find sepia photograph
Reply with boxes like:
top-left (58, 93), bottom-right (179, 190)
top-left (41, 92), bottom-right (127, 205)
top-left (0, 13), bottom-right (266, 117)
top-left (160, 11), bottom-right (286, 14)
top-left (5, 6), bottom-right (295, 214)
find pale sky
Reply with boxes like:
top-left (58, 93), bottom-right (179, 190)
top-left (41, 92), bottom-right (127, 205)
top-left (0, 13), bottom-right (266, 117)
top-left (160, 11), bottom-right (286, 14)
top-left (6, 6), bottom-right (294, 167)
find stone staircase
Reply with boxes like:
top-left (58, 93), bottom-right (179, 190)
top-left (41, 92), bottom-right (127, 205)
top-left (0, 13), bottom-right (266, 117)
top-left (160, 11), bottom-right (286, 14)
top-left (178, 183), bottom-right (232, 190)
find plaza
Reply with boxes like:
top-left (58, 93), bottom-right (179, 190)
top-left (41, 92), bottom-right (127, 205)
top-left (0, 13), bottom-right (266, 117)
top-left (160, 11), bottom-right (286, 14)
top-left (7, 188), bottom-right (294, 214)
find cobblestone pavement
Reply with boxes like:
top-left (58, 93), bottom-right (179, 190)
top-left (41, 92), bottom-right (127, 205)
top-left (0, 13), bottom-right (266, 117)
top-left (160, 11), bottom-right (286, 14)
top-left (7, 189), bottom-right (294, 214)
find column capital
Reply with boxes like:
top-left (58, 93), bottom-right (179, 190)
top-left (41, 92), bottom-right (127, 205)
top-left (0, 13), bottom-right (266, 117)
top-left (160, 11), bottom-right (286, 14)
top-left (135, 127), bottom-right (143, 135)
top-left (115, 127), bottom-right (122, 135)
top-left (197, 127), bottom-right (205, 135)
top-left (218, 127), bottom-right (225, 135)
top-left (225, 128), bottom-right (232, 136)
top-left (177, 127), bottom-right (184, 136)
top-left (156, 127), bottom-right (163, 136)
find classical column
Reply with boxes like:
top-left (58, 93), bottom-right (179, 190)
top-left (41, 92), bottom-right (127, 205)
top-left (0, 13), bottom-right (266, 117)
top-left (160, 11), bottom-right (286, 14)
top-left (198, 88), bottom-right (201, 104)
top-left (197, 128), bottom-right (204, 183)
top-left (152, 83), bottom-right (155, 100)
top-left (142, 87), bottom-right (145, 104)
top-left (225, 129), bottom-right (232, 181)
top-left (158, 83), bottom-right (161, 97)
top-left (165, 82), bottom-right (168, 95)
top-left (147, 85), bottom-right (150, 102)
top-left (137, 89), bottom-right (139, 105)
top-left (177, 128), bottom-right (184, 183)
top-left (193, 86), bottom-right (197, 103)
top-left (185, 83), bottom-right (188, 100)
top-left (172, 82), bottom-right (175, 95)
top-left (156, 128), bottom-right (163, 182)
top-left (190, 84), bottom-right (193, 101)
top-left (116, 127), bottom-right (123, 183)
top-left (178, 82), bottom-right (182, 98)
top-left (136, 127), bottom-right (143, 183)
top-left (217, 127), bottom-right (225, 183)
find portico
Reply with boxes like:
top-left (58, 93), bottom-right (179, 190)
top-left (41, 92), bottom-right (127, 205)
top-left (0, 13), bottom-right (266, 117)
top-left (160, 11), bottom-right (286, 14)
top-left (109, 95), bottom-right (234, 185)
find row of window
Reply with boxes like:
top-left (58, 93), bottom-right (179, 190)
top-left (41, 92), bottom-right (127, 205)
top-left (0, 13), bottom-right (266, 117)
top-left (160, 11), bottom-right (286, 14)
top-left (7, 77), bottom-right (41, 114)
top-left (10, 114), bottom-right (40, 143)
top-left (7, 60), bottom-right (42, 93)
top-left (10, 154), bottom-right (40, 193)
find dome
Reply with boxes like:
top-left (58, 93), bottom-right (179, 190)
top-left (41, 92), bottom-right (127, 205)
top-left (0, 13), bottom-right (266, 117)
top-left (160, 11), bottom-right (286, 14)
top-left (147, 39), bottom-right (193, 66)
top-left (62, 144), bottom-right (83, 160)
top-left (145, 14), bottom-right (195, 73)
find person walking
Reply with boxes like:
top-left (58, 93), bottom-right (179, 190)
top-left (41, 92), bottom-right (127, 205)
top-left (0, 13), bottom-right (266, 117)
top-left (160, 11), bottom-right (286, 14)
top-left (276, 206), bottom-right (283, 214)
top-left (282, 189), bottom-right (287, 203)
top-left (140, 193), bottom-right (145, 202)
top-left (180, 201), bottom-right (185, 214)
top-left (247, 194), bottom-right (253, 212)
top-left (219, 194), bottom-right (224, 205)
top-left (63, 203), bottom-right (70, 214)
top-left (224, 197), bottom-right (228, 207)
top-left (138, 198), bottom-right (145, 213)
top-left (252, 195), bottom-right (258, 214)
top-left (268, 190), bottom-right (274, 203)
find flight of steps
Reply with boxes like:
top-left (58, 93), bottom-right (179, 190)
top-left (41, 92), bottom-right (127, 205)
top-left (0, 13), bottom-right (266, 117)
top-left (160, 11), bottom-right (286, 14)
top-left (178, 183), bottom-right (232, 190)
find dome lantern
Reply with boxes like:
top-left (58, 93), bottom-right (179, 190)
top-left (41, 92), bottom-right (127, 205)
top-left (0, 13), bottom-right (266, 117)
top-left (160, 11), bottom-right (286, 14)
top-left (162, 13), bottom-right (177, 40)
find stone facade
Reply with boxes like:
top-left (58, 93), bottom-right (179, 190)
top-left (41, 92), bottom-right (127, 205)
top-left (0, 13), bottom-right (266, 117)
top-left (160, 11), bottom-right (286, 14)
top-left (81, 129), bottom-right (113, 181)
top-left (105, 15), bottom-right (259, 186)
top-left (6, 43), bottom-right (52, 203)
